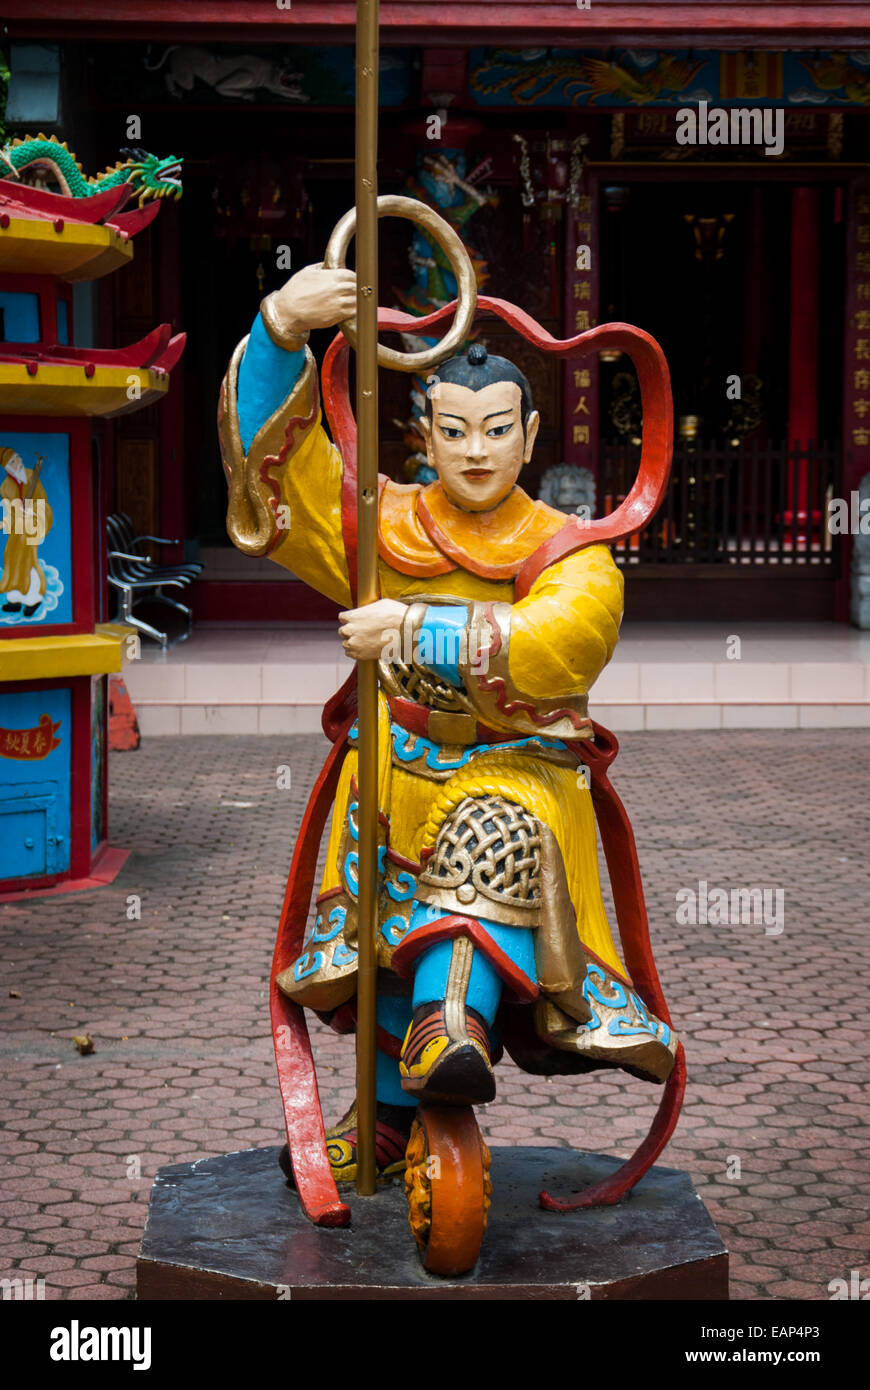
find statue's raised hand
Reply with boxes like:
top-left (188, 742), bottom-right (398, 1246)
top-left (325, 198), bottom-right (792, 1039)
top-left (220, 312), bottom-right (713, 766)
top-left (266, 264), bottom-right (357, 338)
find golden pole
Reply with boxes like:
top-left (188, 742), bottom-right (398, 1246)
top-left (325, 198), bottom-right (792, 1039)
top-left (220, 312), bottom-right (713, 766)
top-left (354, 0), bottom-right (380, 1198)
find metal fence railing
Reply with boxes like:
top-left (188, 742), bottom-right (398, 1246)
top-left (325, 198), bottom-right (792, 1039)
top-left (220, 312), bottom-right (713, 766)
top-left (598, 439), bottom-right (841, 567)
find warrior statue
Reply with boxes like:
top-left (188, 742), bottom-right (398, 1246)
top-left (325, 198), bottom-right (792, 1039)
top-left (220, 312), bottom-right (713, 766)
top-left (219, 259), bottom-right (679, 1207)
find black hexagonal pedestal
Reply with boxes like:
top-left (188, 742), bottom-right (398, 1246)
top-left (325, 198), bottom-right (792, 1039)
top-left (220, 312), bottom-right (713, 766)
top-left (137, 1145), bottom-right (728, 1300)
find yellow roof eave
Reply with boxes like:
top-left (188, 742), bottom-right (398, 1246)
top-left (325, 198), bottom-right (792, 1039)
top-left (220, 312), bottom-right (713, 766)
top-left (0, 624), bottom-right (133, 681)
top-left (0, 215), bottom-right (133, 282)
top-left (0, 364), bottom-right (170, 417)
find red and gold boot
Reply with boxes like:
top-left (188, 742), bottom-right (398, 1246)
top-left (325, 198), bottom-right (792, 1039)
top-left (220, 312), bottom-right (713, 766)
top-left (399, 939), bottom-right (495, 1105)
top-left (278, 1100), bottom-right (414, 1187)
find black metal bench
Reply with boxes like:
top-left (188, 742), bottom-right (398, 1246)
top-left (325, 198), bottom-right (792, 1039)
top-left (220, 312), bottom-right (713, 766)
top-left (106, 513), bottom-right (202, 650)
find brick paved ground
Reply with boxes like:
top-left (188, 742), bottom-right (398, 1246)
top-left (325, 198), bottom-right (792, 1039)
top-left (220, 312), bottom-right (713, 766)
top-left (1, 730), bottom-right (868, 1301)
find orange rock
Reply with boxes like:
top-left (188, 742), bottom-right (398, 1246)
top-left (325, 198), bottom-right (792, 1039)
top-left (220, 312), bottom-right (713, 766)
top-left (109, 676), bottom-right (140, 751)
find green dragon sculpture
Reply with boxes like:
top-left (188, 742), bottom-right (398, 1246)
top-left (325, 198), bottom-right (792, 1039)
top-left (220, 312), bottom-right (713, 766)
top-left (0, 135), bottom-right (182, 206)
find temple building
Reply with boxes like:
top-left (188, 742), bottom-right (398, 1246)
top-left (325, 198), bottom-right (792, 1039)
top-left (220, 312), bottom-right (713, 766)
top-left (2, 2), bottom-right (870, 628)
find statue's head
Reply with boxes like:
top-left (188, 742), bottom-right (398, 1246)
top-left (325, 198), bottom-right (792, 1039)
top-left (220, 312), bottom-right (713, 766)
top-left (421, 343), bottom-right (540, 512)
top-left (0, 449), bottom-right (24, 481)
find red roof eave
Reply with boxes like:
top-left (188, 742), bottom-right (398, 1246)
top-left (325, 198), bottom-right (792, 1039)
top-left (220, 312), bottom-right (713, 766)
top-left (0, 326), bottom-right (186, 371)
top-left (5, 1), bottom-right (870, 48)
top-left (0, 182), bottom-right (163, 243)
top-left (0, 179), bottom-right (133, 227)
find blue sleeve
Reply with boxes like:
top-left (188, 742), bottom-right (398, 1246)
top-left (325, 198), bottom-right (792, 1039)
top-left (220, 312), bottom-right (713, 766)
top-left (237, 311), bottom-right (306, 453)
top-left (416, 605), bottom-right (468, 688)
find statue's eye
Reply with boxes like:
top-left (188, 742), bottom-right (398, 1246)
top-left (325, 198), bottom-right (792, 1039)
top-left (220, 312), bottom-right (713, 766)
top-left (486, 423), bottom-right (512, 438)
top-left (440, 426), bottom-right (465, 439)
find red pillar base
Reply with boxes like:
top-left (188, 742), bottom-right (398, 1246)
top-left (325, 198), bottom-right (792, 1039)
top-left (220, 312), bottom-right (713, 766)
top-left (0, 844), bottom-right (130, 903)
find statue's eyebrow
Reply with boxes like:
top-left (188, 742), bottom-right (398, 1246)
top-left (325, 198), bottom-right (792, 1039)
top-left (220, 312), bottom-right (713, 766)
top-left (483, 409), bottom-right (513, 420)
top-left (436, 412), bottom-right (468, 423)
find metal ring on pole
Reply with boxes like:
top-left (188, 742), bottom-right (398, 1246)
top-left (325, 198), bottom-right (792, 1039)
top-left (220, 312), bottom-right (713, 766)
top-left (323, 194), bottom-right (478, 373)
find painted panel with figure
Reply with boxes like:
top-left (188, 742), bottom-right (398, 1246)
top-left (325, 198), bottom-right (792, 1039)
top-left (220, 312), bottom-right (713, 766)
top-left (0, 431), bottom-right (71, 628)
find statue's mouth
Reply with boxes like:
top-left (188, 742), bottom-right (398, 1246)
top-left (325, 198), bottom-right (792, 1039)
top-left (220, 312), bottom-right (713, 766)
top-left (462, 468), bottom-right (492, 480)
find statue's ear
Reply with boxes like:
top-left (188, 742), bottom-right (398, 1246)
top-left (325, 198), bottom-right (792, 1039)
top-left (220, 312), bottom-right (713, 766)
top-left (419, 413), bottom-right (433, 457)
top-left (522, 410), bottom-right (540, 463)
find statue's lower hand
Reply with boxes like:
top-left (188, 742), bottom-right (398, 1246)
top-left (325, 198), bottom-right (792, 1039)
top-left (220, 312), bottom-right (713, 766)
top-left (338, 599), bottom-right (406, 661)
top-left (266, 264), bottom-right (357, 338)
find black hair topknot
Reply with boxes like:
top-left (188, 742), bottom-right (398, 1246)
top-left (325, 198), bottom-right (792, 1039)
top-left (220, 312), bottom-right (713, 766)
top-left (425, 343), bottom-right (534, 430)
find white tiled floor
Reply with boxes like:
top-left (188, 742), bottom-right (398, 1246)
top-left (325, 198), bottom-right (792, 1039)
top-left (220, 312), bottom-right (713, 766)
top-left (122, 621), bottom-right (870, 734)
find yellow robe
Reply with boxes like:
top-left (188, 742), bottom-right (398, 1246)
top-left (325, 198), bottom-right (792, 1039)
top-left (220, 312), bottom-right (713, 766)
top-left (220, 342), bottom-right (677, 1084)
top-left (0, 475), bottom-right (52, 604)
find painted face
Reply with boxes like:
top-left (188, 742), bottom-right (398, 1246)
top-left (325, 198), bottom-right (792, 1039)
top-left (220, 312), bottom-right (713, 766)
top-left (4, 453), bottom-right (25, 483)
top-left (422, 381), bottom-right (540, 513)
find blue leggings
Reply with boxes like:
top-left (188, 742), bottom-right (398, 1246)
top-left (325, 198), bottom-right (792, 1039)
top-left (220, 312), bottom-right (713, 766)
top-left (375, 900), bottom-right (537, 1107)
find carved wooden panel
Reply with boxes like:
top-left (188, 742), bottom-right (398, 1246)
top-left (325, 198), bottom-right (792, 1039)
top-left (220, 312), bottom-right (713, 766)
top-left (116, 224), bottom-right (153, 327)
top-left (475, 187), bottom-right (564, 492)
top-left (111, 216), bottom-right (161, 546)
top-left (116, 438), bottom-right (158, 542)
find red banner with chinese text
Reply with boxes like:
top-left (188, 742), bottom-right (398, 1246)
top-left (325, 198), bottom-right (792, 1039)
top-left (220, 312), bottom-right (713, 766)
top-left (844, 178), bottom-right (870, 492)
top-left (0, 713), bottom-right (62, 760)
top-left (562, 179), bottom-right (599, 481)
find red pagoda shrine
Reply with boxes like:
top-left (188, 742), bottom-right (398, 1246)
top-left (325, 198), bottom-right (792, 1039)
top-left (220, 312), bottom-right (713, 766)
top-left (0, 172), bottom-right (184, 895)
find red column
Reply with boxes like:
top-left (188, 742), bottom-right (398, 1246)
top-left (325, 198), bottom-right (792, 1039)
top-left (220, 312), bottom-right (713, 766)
top-left (838, 175), bottom-right (870, 622)
top-left (786, 186), bottom-right (820, 534)
top-left (743, 185), bottom-right (766, 382)
top-left (156, 200), bottom-right (186, 564)
top-left (562, 173), bottom-right (599, 484)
